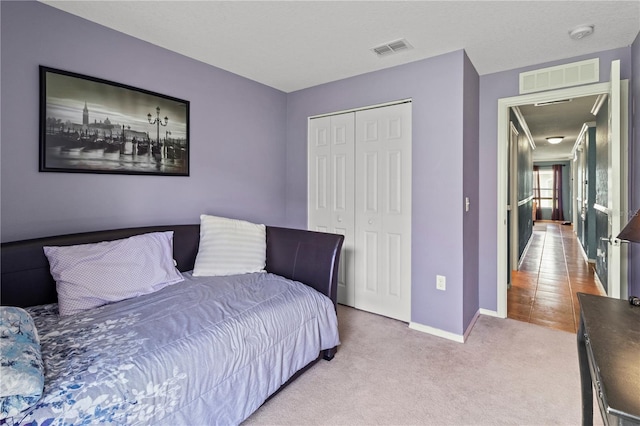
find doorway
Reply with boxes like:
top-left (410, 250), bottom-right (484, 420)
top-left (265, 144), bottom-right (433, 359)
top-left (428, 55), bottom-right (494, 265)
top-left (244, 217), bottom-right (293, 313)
top-left (496, 70), bottom-right (629, 318)
top-left (506, 95), bottom-right (605, 332)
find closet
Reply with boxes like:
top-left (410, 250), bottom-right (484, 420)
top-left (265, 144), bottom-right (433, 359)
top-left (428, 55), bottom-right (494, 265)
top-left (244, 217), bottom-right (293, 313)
top-left (308, 101), bottom-right (412, 321)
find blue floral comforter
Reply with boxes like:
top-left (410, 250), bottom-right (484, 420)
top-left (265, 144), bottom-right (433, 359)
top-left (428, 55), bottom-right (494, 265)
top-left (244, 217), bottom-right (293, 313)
top-left (8, 272), bottom-right (339, 426)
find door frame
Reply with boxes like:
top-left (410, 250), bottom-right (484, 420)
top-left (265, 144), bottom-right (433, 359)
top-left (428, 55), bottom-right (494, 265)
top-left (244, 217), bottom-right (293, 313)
top-left (496, 81), bottom-right (629, 317)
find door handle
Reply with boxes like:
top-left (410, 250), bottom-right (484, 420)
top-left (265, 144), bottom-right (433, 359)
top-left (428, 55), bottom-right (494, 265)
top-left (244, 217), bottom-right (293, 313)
top-left (600, 236), bottom-right (622, 246)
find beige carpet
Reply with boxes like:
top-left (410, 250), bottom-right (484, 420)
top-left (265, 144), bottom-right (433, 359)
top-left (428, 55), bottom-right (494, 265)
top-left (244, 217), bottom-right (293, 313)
top-left (244, 305), bottom-right (601, 425)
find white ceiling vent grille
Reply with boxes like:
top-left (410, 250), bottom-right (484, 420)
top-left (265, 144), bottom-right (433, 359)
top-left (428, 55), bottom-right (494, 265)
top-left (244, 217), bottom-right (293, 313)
top-left (519, 58), bottom-right (599, 94)
top-left (371, 39), bottom-right (413, 57)
top-left (534, 99), bottom-right (573, 107)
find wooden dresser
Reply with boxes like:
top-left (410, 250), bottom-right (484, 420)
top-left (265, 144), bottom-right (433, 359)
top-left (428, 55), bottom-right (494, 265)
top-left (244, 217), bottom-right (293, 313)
top-left (577, 293), bottom-right (640, 425)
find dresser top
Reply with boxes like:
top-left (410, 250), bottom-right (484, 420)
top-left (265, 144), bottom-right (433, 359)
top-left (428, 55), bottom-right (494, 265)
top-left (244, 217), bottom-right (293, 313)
top-left (578, 293), bottom-right (640, 422)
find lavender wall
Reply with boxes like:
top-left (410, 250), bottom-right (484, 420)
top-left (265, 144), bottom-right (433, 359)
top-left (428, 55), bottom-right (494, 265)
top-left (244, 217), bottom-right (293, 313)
top-left (478, 47), bottom-right (634, 311)
top-left (631, 33), bottom-right (640, 297)
top-left (462, 52), bottom-right (480, 328)
top-left (286, 50), bottom-right (479, 335)
top-left (4, 1), bottom-right (635, 334)
top-left (1, 2), bottom-right (288, 242)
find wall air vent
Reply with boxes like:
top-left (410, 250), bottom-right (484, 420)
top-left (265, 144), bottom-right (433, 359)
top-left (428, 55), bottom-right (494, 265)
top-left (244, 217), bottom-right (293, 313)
top-left (371, 39), bottom-right (413, 57)
top-left (519, 58), bottom-right (599, 94)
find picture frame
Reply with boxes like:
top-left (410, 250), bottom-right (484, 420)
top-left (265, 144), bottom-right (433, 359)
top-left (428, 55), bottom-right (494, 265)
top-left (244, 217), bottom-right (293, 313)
top-left (39, 66), bottom-right (190, 176)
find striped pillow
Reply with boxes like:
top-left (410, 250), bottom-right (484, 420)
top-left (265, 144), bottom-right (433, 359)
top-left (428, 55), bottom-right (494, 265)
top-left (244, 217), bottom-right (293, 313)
top-left (193, 215), bottom-right (266, 276)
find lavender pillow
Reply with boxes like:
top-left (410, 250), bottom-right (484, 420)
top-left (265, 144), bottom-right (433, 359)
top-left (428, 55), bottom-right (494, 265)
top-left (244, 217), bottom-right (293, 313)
top-left (44, 231), bottom-right (184, 316)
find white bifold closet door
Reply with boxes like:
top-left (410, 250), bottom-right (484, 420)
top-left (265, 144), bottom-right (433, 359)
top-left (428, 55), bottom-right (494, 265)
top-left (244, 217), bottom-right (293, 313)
top-left (308, 112), bottom-right (356, 307)
top-left (308, 102), bottom-right (411, 322)
top-left (354, 103), bottom-right (412, 322)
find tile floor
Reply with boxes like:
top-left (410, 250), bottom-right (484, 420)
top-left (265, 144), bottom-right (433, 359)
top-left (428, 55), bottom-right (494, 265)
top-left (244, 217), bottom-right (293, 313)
top-left (508, 221), bottom-right (605, 333)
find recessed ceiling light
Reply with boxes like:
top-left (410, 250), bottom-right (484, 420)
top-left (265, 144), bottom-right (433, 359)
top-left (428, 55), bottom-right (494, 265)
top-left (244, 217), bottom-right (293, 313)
top-left (569, 25), bottom-right (594, 40)
top-left (547, 136), bottom-right (564, 144)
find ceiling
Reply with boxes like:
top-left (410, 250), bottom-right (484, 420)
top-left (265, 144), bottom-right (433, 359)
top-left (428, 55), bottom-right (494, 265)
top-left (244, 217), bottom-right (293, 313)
top-left (40, 1), bottom-right (639, 160)
top-left (519, 95), bottom-right (600, 162)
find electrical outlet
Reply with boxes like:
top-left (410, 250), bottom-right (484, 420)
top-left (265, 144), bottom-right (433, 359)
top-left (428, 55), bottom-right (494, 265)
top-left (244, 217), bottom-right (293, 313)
top-left (436, 275), bottom-right (446, 291)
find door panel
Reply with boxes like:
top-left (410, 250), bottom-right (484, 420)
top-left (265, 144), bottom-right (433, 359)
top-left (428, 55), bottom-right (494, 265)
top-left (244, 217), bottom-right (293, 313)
top-left (364, 231), bottom-right (378, 292)
top-left (594, 102), bottom-right (609, 291)
top-left (364, 152), bottom-right (379, 212)
top-left (315, 156), bottom-right (328, 210)
top-left (508, 121), bottom-right (518, 273)
top-left (388, 151), bottom-right (402, 213)
top-left (308, 112), bottom-right (356, 306)
top-left (355, 103), bottom-right (412, 321)
top-left (387, 233), bottom-right (402, 296)
top-left (334, 155), bottom-right (346, 210)
top-left (593, 60), bottom-right (625, 298)
top-left (607, 60), bottom-right (623, 298)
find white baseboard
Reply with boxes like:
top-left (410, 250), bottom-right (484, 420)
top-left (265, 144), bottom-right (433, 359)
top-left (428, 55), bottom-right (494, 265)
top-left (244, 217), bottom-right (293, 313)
top-left (575, 236), bottom-right (597, 264)
top-left (409, 310), bottom-right (481, 343)
top-left (593, 272), bottom-right (607, 296)
top-left (409, 322), bottom-right (465, 343)
top-left (479, 308), bottom-right (501, 318)
top-left (463, 310), bottom-right (481, 341)
top-left (517, 233), bottom-right (535, 270)
top-left (577, 238), bottom-right (590, 263)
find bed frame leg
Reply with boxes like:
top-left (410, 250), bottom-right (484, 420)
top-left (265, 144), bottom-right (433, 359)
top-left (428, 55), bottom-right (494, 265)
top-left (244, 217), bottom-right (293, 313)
top-left (323, 347), bottom-right (336, 361)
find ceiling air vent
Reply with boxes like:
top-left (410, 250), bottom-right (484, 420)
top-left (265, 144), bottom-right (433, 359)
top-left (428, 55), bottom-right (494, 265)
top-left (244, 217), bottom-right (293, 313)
top-left (534, 99), bottom-right (573, 107)
top-left (371, 39), bottom-right (412, 57)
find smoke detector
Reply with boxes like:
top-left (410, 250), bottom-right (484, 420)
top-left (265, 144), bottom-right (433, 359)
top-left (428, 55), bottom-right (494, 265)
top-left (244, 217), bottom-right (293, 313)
top-left (371, 39), bottom-right (413, 57)
top-left (569, 25), bottom-right (594, 40)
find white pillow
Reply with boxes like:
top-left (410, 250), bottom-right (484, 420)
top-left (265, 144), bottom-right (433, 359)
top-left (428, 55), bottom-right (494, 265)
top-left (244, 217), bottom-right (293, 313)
top-left (44, 231), bottom-right (184, 316)
top-left (193, 214), bottom-right (266, 276)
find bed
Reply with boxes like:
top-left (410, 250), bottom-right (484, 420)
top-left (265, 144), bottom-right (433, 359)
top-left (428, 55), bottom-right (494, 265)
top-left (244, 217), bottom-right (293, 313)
top-left (0, 222), bottom-right (344, 425)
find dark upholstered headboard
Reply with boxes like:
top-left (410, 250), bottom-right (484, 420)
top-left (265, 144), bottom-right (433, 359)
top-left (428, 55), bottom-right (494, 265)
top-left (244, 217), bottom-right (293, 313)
top-left (1, 225), bottom-right (343, 309)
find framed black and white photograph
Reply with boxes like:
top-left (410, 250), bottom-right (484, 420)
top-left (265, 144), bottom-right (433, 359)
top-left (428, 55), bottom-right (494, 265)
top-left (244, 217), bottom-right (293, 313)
top-left (40, 66), bottom-right (190, 176)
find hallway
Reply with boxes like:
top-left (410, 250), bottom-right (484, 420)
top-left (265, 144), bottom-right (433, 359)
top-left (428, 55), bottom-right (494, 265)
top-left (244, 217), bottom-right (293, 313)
top-left (508, 221), bottom-right (605, 333)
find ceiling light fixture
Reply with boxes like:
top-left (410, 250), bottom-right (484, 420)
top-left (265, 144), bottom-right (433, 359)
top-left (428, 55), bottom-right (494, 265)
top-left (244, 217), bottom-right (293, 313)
top-left (569, 25), bottom-right (594, 40)
top-left (547, 136), bottom-right (564, 144)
